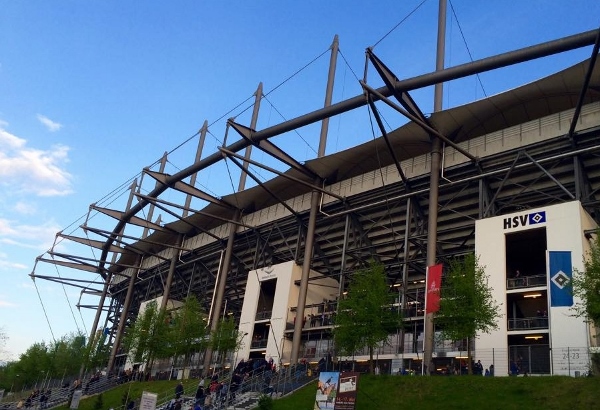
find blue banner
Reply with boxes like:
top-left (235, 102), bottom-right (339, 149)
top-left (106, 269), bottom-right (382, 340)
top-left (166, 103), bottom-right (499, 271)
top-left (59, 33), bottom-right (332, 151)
top-left (549, 251), bottom-right (573, 307)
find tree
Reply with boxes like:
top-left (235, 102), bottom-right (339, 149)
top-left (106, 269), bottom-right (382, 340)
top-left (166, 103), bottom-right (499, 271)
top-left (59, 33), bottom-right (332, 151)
top-left (82, 329), bottom-right (110, 372)
top-left (333, 261), bottom-right (403, 374)
top-left (572, 234), bottom-right (600, 327)
top-left (168, 295), bottom-right (209, 371)
top-left (572, 234), bottom-right (600, 374)
top-left (0, 326), bottom-right (7, 362)
top-left (122, 300), bottom-right (170, 375)
top-left (435, 253), bottom-right (500, 374)
top-left (209, 316), bottom-right (243, 370)
top-left (50, 333), bottom-right (87, 380)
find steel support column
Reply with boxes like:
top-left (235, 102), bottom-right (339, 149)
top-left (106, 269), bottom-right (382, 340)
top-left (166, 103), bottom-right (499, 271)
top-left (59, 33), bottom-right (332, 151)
top-left (238, 82), bottom-right (263, 192)
top-left (290, 184), bottom-right (321, 364)
top-left (424, 0), bottom-right (446, 375)
top-left (183, 120), bottom-right (208, 218)
top-left (202, 210), bottom-right (240, 376)
top-left (107, 255), bottom-right (143, 373)
top-left (161, 234), bottom-right (184, 310)
top-left (94, 181), bottom-right (137, 375)
top-left (290, 35), bottom-right (339, 364)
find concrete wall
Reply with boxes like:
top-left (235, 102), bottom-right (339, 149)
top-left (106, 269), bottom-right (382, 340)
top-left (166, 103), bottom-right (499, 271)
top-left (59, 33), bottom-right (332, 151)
top-left (475, 200), bottom-right (595, 376)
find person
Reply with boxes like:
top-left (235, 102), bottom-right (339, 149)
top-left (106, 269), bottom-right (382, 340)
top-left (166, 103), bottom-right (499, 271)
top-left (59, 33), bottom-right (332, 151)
top-left (475, 360), bottom-right (484, 375)
top-left (484, 368), bottom-right (490, 377)
top-left (195, 384), bottom-right (205, 405)
top-left (510, 360), bottom-right (519, 376)
top-left (230, 371), bottom-right (242, 400)
top-left (175, 381), bottom-right (184, 399)
top-left (514, 270), bottom-right (522, 287)
top-left (40, 391), bottom-right (48, 409)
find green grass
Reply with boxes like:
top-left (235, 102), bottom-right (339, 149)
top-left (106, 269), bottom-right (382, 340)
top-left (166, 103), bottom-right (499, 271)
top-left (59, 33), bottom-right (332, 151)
top-left (52, 375), bottom-right (600, 410)
top-left (52, 379), bottom-right (199, 410)
top-left (272, 375), bottom-right (600, 410)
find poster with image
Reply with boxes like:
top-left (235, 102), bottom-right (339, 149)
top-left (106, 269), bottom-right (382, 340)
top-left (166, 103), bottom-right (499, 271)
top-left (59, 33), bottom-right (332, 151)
top-left (314, 371), bottom-right (339, 409)
top-left (334, 372), bottom-right (359, 410)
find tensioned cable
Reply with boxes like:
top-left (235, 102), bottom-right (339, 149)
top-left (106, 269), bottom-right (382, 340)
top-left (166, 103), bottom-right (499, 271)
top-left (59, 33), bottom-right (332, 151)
top-left (51, 260), bottom-right (83, 334)
top-left (333, 49), bottom-right (361, 152)
top-left (263, 48), bottom-right (330, 98)
top-left (78, 306), bottom-right (89, 336)
top-left (38, 40), bottom-right (337, 331)
top-left (365, 99), bottom-right (406, 271)
top-left (371, 0), bottom-right (429, 49)
top-left (262, 95), bottom-right (317, 157)
top-left (50, 45), bottom-right (333, 251)
top-left (448, 0), bottom-right (487, 97)
top-left (338, 49), bottom-right (361, 83)
top-left (32, 279), bottom-right (57, 344)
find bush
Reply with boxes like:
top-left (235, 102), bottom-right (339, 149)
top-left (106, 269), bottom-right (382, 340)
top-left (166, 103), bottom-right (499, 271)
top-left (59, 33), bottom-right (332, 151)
top-left (257, 394), bottom-right (273, 410)
top-left (93, 394), bottom-right (103, 410)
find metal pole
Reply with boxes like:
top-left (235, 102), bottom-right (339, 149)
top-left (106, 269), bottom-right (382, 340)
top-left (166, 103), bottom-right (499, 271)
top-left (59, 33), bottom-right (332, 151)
top-left (161, 234), bottom-right (183, 310)
top-left (107, 255), bottom-right (143, 373)
top-left (202, 210), bottom-right (240, 375)
top-left (423, 0), bottom-right (447, 376)
top-left (399, 197), bottom-right (412, 367)
top-left (290, 187), bottom-right (320, 364)
top-left (96, 181), bottom-right (137, 375)
top-left (290, 36), bottom-right (339, 365)
top-left (93, 29), bottom-right (598, 269)
top-left (317, 35), bottom-right (339, 157)
top-left (142, 153), bottom-right (168, 238)
top-left (183, 120), bottom-right (208, 218)
top-left (238, 83), bottom-right (263, 192)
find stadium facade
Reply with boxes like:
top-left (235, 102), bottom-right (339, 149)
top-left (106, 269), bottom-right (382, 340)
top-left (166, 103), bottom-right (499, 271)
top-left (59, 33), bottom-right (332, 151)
top-left (33, 28), bottom-right (600, 377)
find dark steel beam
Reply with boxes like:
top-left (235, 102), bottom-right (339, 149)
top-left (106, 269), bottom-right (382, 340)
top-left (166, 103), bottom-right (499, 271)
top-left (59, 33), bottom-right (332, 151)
top-left (224, 154), bottom-right (299, 217)
top-left (95, 28), bottom-right (598, 283)
top-left (228, 120), bottom-right (320, 180)
top-left (219, 147), bottom-right (345, 201)
top-left (568, 27), bottom-right (600, 140)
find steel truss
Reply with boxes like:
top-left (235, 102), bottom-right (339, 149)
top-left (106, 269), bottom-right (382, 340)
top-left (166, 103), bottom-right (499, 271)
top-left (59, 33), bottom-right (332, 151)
top-left (30, 28), bottom-right (600, 371)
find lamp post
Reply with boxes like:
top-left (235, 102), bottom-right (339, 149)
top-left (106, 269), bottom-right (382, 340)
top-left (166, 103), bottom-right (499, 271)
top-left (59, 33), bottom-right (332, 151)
top-left (227, 332), bottom-right (248, 407)
top-left (11, 375), bottom-right (19, 394)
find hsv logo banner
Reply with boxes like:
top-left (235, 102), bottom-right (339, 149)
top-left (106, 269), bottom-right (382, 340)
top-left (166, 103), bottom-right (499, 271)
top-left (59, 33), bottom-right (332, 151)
top-left (425, 264), bottom-right (443, 313)
top-left (549, 251), bottom-right (573, 307)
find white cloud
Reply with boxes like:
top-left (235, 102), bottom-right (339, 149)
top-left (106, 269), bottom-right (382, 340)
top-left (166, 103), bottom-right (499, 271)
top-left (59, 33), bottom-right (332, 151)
top-left (0, 123), bottom-right (72, 196)
top-left (13, 201), bottom-right (37, 215)
top-left (0, 299), bottom-right (17, 307)
top-left (0, 127), bottom-right (26, 149)
top-left (0, 218), bottom-right (61, 251)
top-left (0, 259), bottom-right (28, 270)
top-left (37, 114), bottom-right (63, 132)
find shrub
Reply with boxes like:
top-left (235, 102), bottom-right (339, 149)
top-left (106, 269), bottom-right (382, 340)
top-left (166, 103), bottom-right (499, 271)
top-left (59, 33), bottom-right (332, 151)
top-left (257, 394), bottom-right (273, 410)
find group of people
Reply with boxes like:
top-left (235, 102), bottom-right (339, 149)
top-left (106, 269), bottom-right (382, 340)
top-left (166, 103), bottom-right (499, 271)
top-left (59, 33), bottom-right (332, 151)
top-left (168, 358), bottom-right (279, 410)
top-left (473, 360), bottom-right (495, 376)
top-left (16, 389), bottom-right (52, 410)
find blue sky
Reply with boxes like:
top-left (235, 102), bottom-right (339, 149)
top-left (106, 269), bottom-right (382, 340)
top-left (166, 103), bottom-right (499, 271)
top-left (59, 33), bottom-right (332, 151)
top-left (1, 0), bottom-right (599, 361)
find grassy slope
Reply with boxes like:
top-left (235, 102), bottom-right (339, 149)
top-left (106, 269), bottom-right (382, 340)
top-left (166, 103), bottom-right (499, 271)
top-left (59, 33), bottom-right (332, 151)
top-left (53, 379), bottom-right (199, 410)
top-left (273, 375), bottom-right (600, 410)
top-left (55, 375), bottom-right (600, 410)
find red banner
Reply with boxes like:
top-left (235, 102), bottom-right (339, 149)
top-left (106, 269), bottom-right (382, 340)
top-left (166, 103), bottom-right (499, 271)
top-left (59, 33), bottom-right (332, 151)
top-left (425, 264), bottom-right (442, 313)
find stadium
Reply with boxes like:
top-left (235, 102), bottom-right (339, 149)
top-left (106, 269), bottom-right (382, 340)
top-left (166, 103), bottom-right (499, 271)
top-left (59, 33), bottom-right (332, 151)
top-left (32, 25), bottom-right (600, 378)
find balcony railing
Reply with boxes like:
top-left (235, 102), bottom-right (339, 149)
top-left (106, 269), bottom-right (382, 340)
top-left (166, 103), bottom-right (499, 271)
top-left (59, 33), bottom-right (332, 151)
top-left (250, 339), bottom-right (268, 349)
top-left (255, 310), bottom-right (272, 321)
top-left (508, 316), bottom-right (548, 330)
top-left (507, 274), bottom-right (546, 290)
